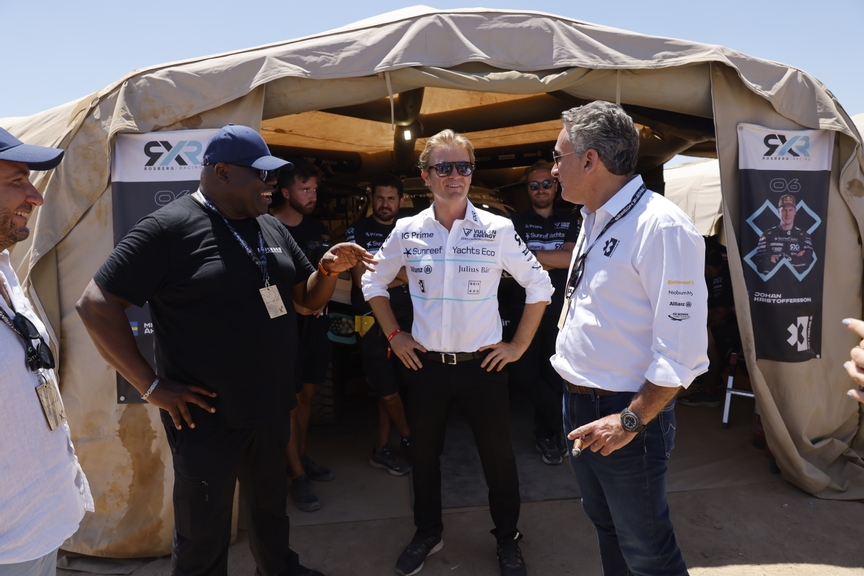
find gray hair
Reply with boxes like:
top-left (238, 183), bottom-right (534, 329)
top-left (561, 102), bottom-right (639, 176)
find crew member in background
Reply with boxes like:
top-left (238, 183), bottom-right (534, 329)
top-left (271, 158), bottom-right (334, 512)
top-left (1, 128), bottom-right (93, 576)
top-left (509, 160), bottom-right (581, 465)
top-left (364, 129), bottom-right (553, 576)
top-left (551, 102), bottom-right (708, 576)
top-left (346, 173), bottom-right (412, 476)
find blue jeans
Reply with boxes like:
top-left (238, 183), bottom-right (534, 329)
top-left (563, 390), bottom-right (688, 576)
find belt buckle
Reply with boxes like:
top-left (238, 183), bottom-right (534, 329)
top-left (441, 353), bottom-right (457, 365)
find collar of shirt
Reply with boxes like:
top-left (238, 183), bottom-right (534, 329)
top-left (580, 175), bottom-right (645, 247)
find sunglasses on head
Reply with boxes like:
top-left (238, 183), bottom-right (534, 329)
top-left (428, 161), bottom-right (475, 177)
top-left (12, 313), bottom-right (55, 372)
top-left (528, 179), bottom-right (556, 191)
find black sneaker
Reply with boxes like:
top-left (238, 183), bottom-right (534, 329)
top-left (302, 454), bottom-right (334, 482)
top-left (679, 390), bottom-right (722, 408)
top-left (535, 437), bottom-right (563, 465)
top-left (400, 435), bottom-right (412, 459)
top-left (496, 532), bottom-right (527, 576)
top-left (291, 475), bottom-right (321, 512)
top-left (370, 446), bottom-right (411, 476)
top-left (395, 532), bottom-right (443, 576)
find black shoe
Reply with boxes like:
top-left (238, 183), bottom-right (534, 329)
top-left (496, 532), bottom-right (527, 576)
top-left (291, 475), bottom-right (321, 512)
top-left (302, 454), bottom-right (334, 482)
top-left (395, 532), bottom-right (443, 575)
top-left (535, 437), bottom-right (563, 465)
top-left (295, 566), bottom-right (325, 576)
top-left (370, 446), bottom-right (412, 476)
top-left (400, 435), bottom-right (412, 459)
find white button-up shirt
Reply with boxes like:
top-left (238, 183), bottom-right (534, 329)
top-left (0, 250), bottom-right (93, 563)
top-left (362, 200), bottom-right (553, 353)
top-left (551, 176), bottom-right (709, 392)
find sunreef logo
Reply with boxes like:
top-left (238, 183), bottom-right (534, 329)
top-left (143, 140), bottom-right (205, 169)
top-left (763, 134), bottom-right (810, 159)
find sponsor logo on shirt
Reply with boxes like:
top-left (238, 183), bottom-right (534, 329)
top-left (404, 246), bottom-right (443, 256)
top-left (668, 279), bottom-right (695, 285)
top-left (669, 312), bottom-right (691, 322)
top-left (669, 301), bottom-right (693, 308)
top-left (410, 265), bottom-right (434, 274)
top-left (667, 290), bottom-right (693, 296)
top-left (602, 238), bottom-right (619, 257)
top-left (452, 246), bottom-right (496, 257)
top-left (468, 280), bottom-right (481, 294)
top-left (418, 279), bottom-right (426, 293)
top-left (459, 265), bottom-right (479, 273)
top-left (463, 229), bottom-right (497, 241)
top-left (401, 231), bottom-right (435, 240)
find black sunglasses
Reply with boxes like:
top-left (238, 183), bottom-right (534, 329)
top-left (13, 313), bottom-right (55, 372)
top-left (428, 161), bottom-right (475, 177)
top-left (228, 163), bottom-right (280, 183)
top-left (528, 179), bottom-right (556, 191)
top-left (564, 253), bottom-right (588, 300)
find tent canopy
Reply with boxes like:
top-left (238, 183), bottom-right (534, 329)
top-left (3, 6), bottom-right (863, 558)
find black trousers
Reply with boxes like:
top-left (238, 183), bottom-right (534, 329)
top-left (507, 314), bottom-right (563, 440)
top-left (405, 356), bottom-right (520, 538)
top-left (161, 411), bottom-right (299, 576)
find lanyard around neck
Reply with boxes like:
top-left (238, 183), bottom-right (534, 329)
top-left (198, 193), bottom-right (271, 287)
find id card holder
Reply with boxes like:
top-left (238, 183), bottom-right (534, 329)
top-left (35, 371), bottom-right (67, 431)
top-left (557, 297), bottom-right (571, 332)
top-left (260, 285), bottom-right (288, 319)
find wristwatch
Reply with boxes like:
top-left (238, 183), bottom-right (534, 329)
top-left (620, 407), bottom-right (646, 434)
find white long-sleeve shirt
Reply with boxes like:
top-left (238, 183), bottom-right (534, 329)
top-left (0, 250), bottom-right (93, 563)
top-left (362, 200), bottom-right (553, 353)
top-left (551, 176), bottom-right (709, 392)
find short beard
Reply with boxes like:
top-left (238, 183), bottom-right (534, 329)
top-left (288, 196), bottom-right (315, 216)
top-left (0, 208), bottom-right (29, 250)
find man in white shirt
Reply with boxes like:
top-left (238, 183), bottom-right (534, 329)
top-left (550, 102), bottom-right (708, 576)
top-left (363, 129), bottom-right (553, 576)
top-left (0, 128), bottom-right (93, 576)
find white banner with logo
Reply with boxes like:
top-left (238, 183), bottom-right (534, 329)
top-left (738, 123), bottom-right (833, 362)
top-left (111, 130), bottom-right (217, 402)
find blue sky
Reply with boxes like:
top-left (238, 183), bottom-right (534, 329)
top-left (1, 0), bottom-right (861, 119)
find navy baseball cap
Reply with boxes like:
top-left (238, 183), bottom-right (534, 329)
top-left (202, 124), bottom-right (291, 171)
top-left (0, 127), bottom-right (64, 170)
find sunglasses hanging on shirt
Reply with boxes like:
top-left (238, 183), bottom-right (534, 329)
top-left (0, 307), bottom-right (56, 371)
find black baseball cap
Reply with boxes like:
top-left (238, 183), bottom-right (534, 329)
top-left (202, 124), bottom-right (291, 171)
top-left (0, 127), bottom-right (64, 170)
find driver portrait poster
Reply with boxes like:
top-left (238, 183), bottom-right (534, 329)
top-left (738, 123), bottom-right (833, 362)
top-left (111, 129), bottom-right (217, 402)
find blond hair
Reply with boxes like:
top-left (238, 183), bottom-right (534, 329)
top-left (418, 129), bottom-right (475, 171)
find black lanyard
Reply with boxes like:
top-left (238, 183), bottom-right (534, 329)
top-left (565, 184), bottom-right (647, 299)
top-left (198, 193), bottom-right (271, 287)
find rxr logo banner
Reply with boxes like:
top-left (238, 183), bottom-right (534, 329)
top-left (787, 316), bottom-right (812, 352)
top-left (143, 140), bottom-right (205, 168)
top-left (763, 134), bottom-right (810, 158)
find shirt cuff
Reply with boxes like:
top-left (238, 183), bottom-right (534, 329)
top-left (645, 355), bottom-right (708, 389)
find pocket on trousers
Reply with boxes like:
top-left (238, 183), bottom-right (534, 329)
top-left (657, 401), bottom-right (676, 459)
top-left (173, 472), bottom-right (212, 539)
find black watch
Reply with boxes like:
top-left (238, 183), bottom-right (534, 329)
top-left (620, 407), bottom-right (646, 434)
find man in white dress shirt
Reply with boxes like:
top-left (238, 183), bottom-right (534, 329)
top-left (550, 102), bottom-right (708, 576)
top-left (0, 128), bottom-right (93, 576)
top-left (363, 129), bottom-right (552, 576)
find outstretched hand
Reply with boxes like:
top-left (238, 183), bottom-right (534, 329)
top-left (145, 378), bottom-right (217, 429)
top-left (320, 243), bottom-right (377, 274)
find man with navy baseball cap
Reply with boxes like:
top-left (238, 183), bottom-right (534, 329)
top-left (1, 127), bottom-right (94, 576)
top-left (78, 124), bottom-right (373, 576)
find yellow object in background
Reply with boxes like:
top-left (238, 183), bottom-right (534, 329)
top-left (355, 315), bottom-right (376, 337)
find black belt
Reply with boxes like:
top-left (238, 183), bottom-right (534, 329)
top-left (423, 351), bottom-right (486, 365)
top-left (565, 382), bottom-right (618, 396)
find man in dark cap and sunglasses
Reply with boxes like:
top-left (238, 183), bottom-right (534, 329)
top-left (0, 127), bottom-right (93, 576)
top-left (508, 160), bottom-right (581, 465)
top-left (550, 102), bottom-right (708, 576)
top-left (77, 125), bottom-right (374, 576)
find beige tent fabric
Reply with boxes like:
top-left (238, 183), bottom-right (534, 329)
top-left (663, 159), bottom-right (723, 237)
top-left (1, 6), bottom-right (862, 556)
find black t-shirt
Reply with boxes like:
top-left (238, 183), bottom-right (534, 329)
top-left (345, 217), bottom-right (412, 320)
top-left (511, 208), bottom-right (582, 316)
top-left (284, 216), bottom-right (331, 338)
top-left (94, 195), bottom-right (314, 428)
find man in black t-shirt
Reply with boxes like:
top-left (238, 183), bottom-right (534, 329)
top-left (346, 174), bottom-right (412, 476)
top-left (509, 161), bottom-right (581, 465)
top-left (271, 158), bottom-right (334, 512)
top-left (77, 125), bottom-right (373, 576)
